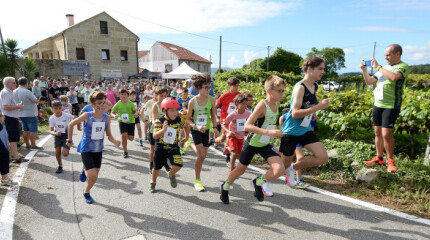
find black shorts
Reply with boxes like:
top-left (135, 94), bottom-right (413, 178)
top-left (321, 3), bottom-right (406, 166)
top-left (216, 124), bottom-right (221, 133)
top-left (373, 106), bottom-right (400, 129)
top-left (148, 132), bottom-right (155, 145)
top-left (191, 129), bottom-right (210, 147)
top-left (78, 97), bottom-right (84, 104)
top-left (154, 144), bottom-right (183, 170)
top-left (81, 152), bottom-right (103, 170)
top-left (135, 117), bottom-right (141, 124)
top-left (239, 141), bottom-right (280, 166)
top-left (54, 134), bottom-right (70, 149)
top-left (279, 131), bottom-right (320, 156)
top-left (119, 122), bottom-right (135, 136)
top-left (4, 116), bottom-right (20, 142)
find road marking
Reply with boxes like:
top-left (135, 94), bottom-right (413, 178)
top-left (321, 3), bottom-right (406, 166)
top-left (0, 135), bottom-right (52, 240)
top-left (209, 146), bottom-right (430, 226)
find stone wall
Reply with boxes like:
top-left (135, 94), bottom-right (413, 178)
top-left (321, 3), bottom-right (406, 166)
top-left (35, 59), bottom-right (64, 80)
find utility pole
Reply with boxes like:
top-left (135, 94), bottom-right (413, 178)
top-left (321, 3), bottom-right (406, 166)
top-left (267, 46), bottom-right (270, 71)
top-left (0, 25), bottom-right (6, 55)
top-left (219, 36), bottom-right (222, 72)
top-left (371, 41), bottom-right (376, 74)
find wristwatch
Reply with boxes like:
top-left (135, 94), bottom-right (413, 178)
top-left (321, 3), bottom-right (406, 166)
top-left (376, 65), bottom-right (382, 71)
top-left (66, 139), bottom-right (73, 144)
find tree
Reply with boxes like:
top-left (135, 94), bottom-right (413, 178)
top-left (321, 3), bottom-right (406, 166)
top-left (23, 58), bottom-right (38, 82)
top-left (248, 58), bottom-right (265, 70)
top-left (5, 38), bottom-right (21, 76)
top-left (307, 47), bottom-right (345, 78)
top-left (245, 48), bottom-right (303, 74)
top-left (0, 53), bottom-right (10, 78)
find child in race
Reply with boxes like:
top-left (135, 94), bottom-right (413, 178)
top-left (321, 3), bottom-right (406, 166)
top-left (186, 73), bottom-right (219, 192)
top-left (150, 98), bottom-right (187, 193)
top-left (177, 88), bottom-right (191, 111)
top-left (49, 101), bottom-right (75, 173)
top-left (60, 95), bottom-right (73, 115)
top-left (280, 55), bottom-right (329, 188)
top-left (140, 94), bottom-right (151, 141)
top-left (37, 96), bottom-right (47, 121)
top-left (129, 90), bottom-right (143, 146)
top-left (220, 75), bottom-right (285, 204)
top-left (111, 89), bottom-right (137, 158)
top-left (67, 86), bottom-right (79, 116)
top-left (179, 100), bottom-right (192, 155)
top-left (222, 94), bottom-right (251, 171)
top-left (245, 93), bottom-right (254, 112)
top-left (67, 90), bottom-right (121, 204)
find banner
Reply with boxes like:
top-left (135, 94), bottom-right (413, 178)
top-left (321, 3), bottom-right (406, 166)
top-left (101, 69), bottom-right (122, 78)
top-left (62, 61), bottom-right (90, 76)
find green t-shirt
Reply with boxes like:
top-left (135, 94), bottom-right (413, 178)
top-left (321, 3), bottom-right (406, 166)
top-left (112, 100), bottom-right (136, 123)
top-left (374, 61), bottom-right (409, 109)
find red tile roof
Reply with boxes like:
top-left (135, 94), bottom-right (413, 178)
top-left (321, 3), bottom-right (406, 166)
top-left (138, 50), bottom-right (150, 59)
top-left (156, 41), bottom-right (212, 64)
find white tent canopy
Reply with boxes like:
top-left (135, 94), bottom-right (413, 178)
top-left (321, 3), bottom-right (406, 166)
top-left (162, 62), bottom-right (202, 79)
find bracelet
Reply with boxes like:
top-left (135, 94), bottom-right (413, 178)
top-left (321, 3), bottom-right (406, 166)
top-left (376, 65), bottom-right (381, 71)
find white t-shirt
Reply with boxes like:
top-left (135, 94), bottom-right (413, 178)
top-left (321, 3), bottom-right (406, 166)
top-left (49, 112), bottom-right (74, 133)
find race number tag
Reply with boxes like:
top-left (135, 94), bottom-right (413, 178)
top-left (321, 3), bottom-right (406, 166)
top-left (217, 108), bottom-right (221, 117)
top-left (227, 102), bottom-right (236, 114)
top-left (56, 122), bottom-right (66, 133)
top-left (121, 114), bottom-right (130, 122)
top-left (163, 127), bottom-right (177, 144)
top-left (196, 115), bottom-right (207, 126)
top-left (91, 122), bottom-right (105, 140)
top-left (259, 125), bottom-right (275, 143)
top-left (373, 84), bottom-right (384, 100)
top-left (236, 118), bottom-right (246, 132)
top-left (134, 102), bottom-right (138, 109)
top-left (300, 114), bottom-right (312, 127)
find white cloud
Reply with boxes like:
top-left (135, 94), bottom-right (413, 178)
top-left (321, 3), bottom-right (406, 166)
top-left (349, 26), bottom-right (420, 33)
top-left (244, 51), bottom-right (259, 64)
top-left (227, 56), bottom-right (239, 68)
top-left (343, 48), bottom-right (354, 55)
top-left (404, 42), bottom-right (430, 61)
top-left (138, 43), bottom-right (152, 49)
top-left (0, 0), bottom-right (298, 43)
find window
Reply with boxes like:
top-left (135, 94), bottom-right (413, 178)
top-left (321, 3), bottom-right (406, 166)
top-left (102, 49), bottom-right (110, 60)
top-left (100, 21), bottom-right (108, 34)
top-left (76, 48), bottom-right (85, 60)
top-left (120, 50), bottom-right (128, 61)
top-left (165, 64), bottom-right (172, 72)
top-left (197, 63), bottom-right (200, 72)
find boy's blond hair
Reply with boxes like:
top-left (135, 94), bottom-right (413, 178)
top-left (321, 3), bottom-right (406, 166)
top-left (264, 75), bottom-right (286, 90)
top-left (60, 95), bottom-right (68, 102)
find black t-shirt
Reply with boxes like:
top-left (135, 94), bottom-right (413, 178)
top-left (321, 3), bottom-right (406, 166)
top-left (60, 87), bottom-right (69, 95)
top-left (49, 87), bottom-right (61, 100)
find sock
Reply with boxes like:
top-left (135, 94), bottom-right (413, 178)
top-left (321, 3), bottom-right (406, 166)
top-left (223, 179), bottom-right (232, 191)
top-left (297, 176), bottom-right (303, 181)
top-left (195, 178), bottom-right (201, 182)
top-left (377, 156), bottom-right (383, 160)
top-left (256, 175), bottom-right (267, 186)
top-left (84, 192), bottom-right (89, 194)
top-left (59, 165), bottom-right (63, 168)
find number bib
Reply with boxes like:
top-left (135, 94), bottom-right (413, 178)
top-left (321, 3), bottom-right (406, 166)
top-left (121, 114), bottom-right (130, 122)
top-left (236, 118), bottom-right (246, 132)
top-left (196, 115), bottom-right (207, 126)
top-left (300, 114), bottom-right (312, 127)
top-left (163, 127), bottom-right (177, 144)
top-left (227, 102), bottom-right (236, 114)
top-left (91, 122), bottom-right (105, 140)
top-left (56, 122), bottom-right (66, 133)
top-left (373, 84), bottom-right (384, 100)
top-left (259, 125), bottom-right (275, 144)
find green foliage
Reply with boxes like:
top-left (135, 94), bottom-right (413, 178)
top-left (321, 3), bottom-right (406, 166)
top-left (410, 64), bottom-right (430, 74)
top-left (5, 38), bottom-right (21, 76)
top-left (244, 48), bottom-right (303, 74)
top-left (0, 53), bottom-right (10, 79)
top-left (307, 47), bottom-right (345, 78)
top-left (23, 58), bottom-right (38, 82)
top-left (214, 67), bottom-right (303, 85)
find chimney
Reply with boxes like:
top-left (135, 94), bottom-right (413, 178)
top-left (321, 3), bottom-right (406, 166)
top-left (66, 14), bottom-right (74, 27)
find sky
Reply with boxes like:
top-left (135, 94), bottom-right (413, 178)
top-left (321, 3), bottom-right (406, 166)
top-left (1, 0), bottom-right (430, 73)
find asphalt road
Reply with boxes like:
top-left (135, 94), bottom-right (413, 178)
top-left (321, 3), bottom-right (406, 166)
top-left (8, 120), bottom-right (430, 240)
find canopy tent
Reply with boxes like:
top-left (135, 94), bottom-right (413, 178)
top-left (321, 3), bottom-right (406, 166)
top-left (162, 62), bottom-right (202, 79)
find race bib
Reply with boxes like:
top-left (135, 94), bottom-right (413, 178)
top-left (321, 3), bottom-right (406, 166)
top-left (259, 125), bottom-right (275, 143)
top-left (163, 127), bottom-right (177, 144)
top-left (236, 118), bottom-right (246, 132)
top-left (227, 102), bottom-right (236, 114)
top-left (121, 114), bottom-right (130, 122)
top-left (373, 84), bottom-right (384, 100)
top-left (134, 102), bottom-right (138, 109)
top-left (300, 114), bottom-right (312, 127)
top-left (196, 115), bottom-right (207, 126)
top-left (56, 122), bottom-right (66, 133)
top-left (91, 122), bottom-right (105, 140)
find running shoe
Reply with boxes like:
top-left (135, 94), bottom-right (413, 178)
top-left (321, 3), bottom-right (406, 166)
top-left (364, 156), bottom-right (384, 166)
top-left (386, 158), bottom-right (397, 172)
top-left (1, 177), bottom-right (16, 186)
top-left (262, 182), bottom-right (274, 197)
top-left (123, 152), bottom-right (129, 158)
top-left (296, 179), bottom-right (310, 189)
top-left (30, 146), bottom-right (43, 150)
top-left (169, 175), bottom-right (177, 188)
top-left (83, 192), bottom-right (94, 204)
top-left (180, 148), bottom-right (185, 155)
top-left (79, 168), bottom-right (87, 182)
top-left (285, 165), bottom-right (296, 188)
top-left (194, 179), bottom-right (205, 192)
top-left (251, 178), bottom-right (264, 202)
top-left (139, 139), bottom-right (143, 147)
top-left (220, 183), bottom-right (230, 204)
top-left (208, 138), bottom-right (215, 147)
top-left (149, 182), bottom-right (156, 193)
top-left (56, 166), bottom-right (63, 174)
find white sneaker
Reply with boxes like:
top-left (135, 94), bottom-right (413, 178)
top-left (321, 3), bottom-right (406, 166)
top-left (262, 182), bottom-right (274, 197)
top-left (285, 165), bottom-right (296, 188)
top-left (1, 177), bottom-right (16, 186)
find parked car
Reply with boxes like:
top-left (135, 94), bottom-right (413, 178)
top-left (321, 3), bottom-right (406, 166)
top-left (322, 81), bottom-right (342, 91)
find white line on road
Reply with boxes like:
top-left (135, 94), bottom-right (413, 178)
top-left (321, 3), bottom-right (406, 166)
top-left (209, 146), bottom-right (430, 226)
top-left (0, 135), bottom-right (52, 240)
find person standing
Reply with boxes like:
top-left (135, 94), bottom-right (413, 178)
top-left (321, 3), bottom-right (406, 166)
top-left (49, 80), bottom-right (61, 102)
top-left (32, 79), bottom-right (42, 99)
top-left (13, 77), bottom-right (41, 150)
top-left (361, 44), bottom-right (409, 172)
top-left (0, 77), bottom-right (26, 163)
top-left (39, 76), bottom-right (49, 103)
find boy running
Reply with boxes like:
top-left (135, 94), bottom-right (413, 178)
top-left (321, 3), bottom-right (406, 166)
top-left (129, 90), bottom-right (143, 146)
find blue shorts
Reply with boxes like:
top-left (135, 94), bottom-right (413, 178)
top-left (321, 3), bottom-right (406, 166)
top-left (20, 117), bottom-right (38, 132)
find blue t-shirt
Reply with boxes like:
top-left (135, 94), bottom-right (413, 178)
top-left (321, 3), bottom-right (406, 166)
top-left (81, 104), bottom-right (94, 113)
top-left (177, 96), bottom-right (191, 110)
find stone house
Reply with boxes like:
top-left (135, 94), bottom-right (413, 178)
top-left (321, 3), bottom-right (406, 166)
top-left (138, 41), bottom-right (211, 73)
top-left (22, 12), bottom-right (139, 81)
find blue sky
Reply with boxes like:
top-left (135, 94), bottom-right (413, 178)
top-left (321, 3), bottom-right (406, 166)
top-left (2, 0), bottom-right (430, 73)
